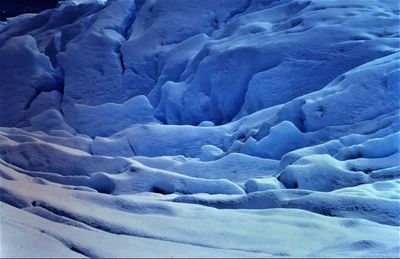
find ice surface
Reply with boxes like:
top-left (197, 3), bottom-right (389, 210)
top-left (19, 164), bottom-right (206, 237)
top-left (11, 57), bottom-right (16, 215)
top-left (64, 95), bottom-right (159, 137)
top-left (0, 35), bottom-right (59, 127)
top-left (0, 0), bottom-right (399, 257)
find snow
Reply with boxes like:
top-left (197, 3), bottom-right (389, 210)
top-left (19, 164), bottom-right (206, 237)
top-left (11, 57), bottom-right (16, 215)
top-left (238, 120), bottom-right (309, 159)
top-left (198, 144), bottom-right (223, 161)
top-left (278, 154), bottom-right (369, 191)
top-left (245, 177), bottom-right (285, 193)
top-left (0, 0), bottom-right (399, 257)
top-left (1, 178), bottom-right (399, 257)
top-left (91, 124), bottom-right (233, 157)
top-left (134, 153), bottom-right (278, 185)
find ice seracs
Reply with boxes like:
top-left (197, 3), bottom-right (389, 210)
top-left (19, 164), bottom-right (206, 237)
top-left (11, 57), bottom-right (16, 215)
top-left (0, 0), bottom-right (399, 257)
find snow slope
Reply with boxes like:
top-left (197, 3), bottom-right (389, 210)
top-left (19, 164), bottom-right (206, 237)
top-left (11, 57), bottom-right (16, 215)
top-left (0, 0), bottom-right (399, 257)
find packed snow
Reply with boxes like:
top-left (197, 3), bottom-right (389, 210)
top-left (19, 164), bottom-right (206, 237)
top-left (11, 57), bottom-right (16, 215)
top-left (0, 0), bottom-right (399, 257)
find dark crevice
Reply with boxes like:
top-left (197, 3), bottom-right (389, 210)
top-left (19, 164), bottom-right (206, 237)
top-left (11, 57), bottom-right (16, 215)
top-left (119, 53), bottom-right (125, 71)
top-left (27, 200), bottom-right (244, 254)
top-left (223, 0), bottom-right (252, 25)
top-left (121, 5), bottom-right (136, 40)
top-left (127, 138), bottom-right (137, 156)
top-left (31, 202), bottom-right (120, 235)
top-left (58, 106), bottom-right (65, 116)
top-left (23, 69), bottom-right (64, 111)
top-left (115, 3), bottom-right (136, 90)
top-left (70, 246), bottom-right (88, 257)
top-left (23, 89), bottom-right (39, 110)
top-left (0, 188), bottom-right (30, 208)
top-left (363, 168), bottom-right (374, 174)
top-left (151, 186), bottom-right (171, 195)
top-left (36, 203), bottom-right (128, 235)
top-left (56, 67), bottom-right (66, 117)
top-left (39, 229), bottom-right (96, 258)
top-left (0, 171), bottom-right (13, 180)
top-left (23, 89), bottom-right (59, 111)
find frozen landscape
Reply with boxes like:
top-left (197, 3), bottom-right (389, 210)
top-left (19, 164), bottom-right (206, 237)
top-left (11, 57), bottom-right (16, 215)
top-left (0, 0), bottom-right (399, 257)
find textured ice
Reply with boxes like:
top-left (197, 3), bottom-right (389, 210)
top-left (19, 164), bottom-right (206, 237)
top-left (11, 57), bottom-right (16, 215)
top-left (0, 0), bottom-right (399, 257)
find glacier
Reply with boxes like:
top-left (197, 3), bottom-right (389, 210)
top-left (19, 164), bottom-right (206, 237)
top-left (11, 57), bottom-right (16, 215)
top-left (0, 0), bottom-right (399, 257)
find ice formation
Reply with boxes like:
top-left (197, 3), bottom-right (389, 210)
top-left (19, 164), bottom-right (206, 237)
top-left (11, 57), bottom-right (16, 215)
top-left (0, 0), bottom-right (399, 257)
